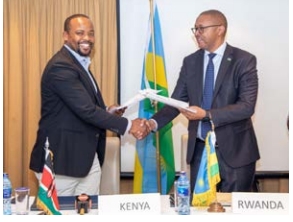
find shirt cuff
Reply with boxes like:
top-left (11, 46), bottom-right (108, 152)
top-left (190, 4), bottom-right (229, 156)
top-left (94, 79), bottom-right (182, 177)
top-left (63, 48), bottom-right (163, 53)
top-left (126, 119), bottom-right (132, 134)
top-left (150, 119), bottom-right (158, 132)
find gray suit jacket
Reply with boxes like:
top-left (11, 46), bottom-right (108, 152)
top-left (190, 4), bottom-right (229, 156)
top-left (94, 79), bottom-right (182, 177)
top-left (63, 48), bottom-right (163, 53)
top-left (30, 46), bottom-right (128, 177)
top-left (152, 44), bottom-right (260, 168)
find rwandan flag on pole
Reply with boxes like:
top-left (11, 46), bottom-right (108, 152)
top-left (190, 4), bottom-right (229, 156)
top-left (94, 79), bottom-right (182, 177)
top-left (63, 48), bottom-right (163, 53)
top-left (192, 130), bottom-right (221, 206)
top-left (36, 138), bottom-right (61, 215)
top-left (133, 1), bottom-right (175, 195)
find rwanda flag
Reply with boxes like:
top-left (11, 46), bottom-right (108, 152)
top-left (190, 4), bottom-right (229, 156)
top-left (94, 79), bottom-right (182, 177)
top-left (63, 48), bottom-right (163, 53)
top-left (192, 131), bottom-right (221, 206)
top-left (133, 1), bottom-right (175, 195)
top-left (36, 138), bottom-right (61, 215)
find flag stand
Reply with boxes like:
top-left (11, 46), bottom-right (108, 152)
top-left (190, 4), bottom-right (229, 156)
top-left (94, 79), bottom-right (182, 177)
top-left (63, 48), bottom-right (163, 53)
top-left (207, 201), bottom-right (225, 212)
top-left (134, 0), bottom-right (175, 195)
top-left (192, 118), bottom-right (221, 207)
top-left (206, 119), bottom-right (224, 212)
top-left (149, 0), bottom-right (161, 194)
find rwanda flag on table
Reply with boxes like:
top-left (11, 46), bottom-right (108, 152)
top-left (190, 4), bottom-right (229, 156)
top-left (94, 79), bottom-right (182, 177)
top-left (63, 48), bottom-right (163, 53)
top-left (192, 131), bottom-right (221, 206)
top-left (133, 1), bottom-right (175, 195)
top-left (36, 138), bottom-right (61, 215)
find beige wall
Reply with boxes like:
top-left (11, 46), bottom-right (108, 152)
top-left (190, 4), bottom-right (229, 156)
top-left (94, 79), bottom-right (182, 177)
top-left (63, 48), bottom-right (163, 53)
top-left (258, 179), bottom-right (289, 193)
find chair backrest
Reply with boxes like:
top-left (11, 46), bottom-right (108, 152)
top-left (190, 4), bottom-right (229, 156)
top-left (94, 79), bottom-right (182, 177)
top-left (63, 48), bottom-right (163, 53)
top-left (100, 137), bottom-right (120, 195)
top-left (181, 134), bottom-right (190, 180)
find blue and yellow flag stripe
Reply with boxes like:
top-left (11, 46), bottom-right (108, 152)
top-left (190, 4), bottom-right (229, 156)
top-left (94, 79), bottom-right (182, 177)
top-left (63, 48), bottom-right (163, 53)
top-left (133, 1), bottom-right (175, 195)
top-left (192, 131), bottom-right (221, 206)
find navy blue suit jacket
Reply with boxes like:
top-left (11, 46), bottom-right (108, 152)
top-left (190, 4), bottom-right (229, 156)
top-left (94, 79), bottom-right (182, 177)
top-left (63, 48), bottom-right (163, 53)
top-left (30, 46), bottom-right (128, 177)
top-left (152, 44), bottom-right (260, 168)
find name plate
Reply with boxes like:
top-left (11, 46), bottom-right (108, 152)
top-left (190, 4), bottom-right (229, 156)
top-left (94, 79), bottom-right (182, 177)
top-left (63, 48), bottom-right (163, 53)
top-left (232, 192), bottom-right (289, 214)
top-left (98, 193), bottom-right (161, 215)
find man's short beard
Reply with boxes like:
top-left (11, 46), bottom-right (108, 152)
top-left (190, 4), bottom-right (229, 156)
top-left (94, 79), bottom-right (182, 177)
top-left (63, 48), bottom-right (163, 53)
top-left (77, 48), bottom-right (91, 57)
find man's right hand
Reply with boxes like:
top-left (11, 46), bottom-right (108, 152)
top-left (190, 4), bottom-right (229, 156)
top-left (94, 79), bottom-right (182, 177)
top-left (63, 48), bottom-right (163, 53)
top-left (129, 118), bottom-right (150, 140)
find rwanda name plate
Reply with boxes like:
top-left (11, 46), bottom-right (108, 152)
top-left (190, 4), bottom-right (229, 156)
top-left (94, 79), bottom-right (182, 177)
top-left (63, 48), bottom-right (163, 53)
top-left (232, 192), bottom-right (289, 214)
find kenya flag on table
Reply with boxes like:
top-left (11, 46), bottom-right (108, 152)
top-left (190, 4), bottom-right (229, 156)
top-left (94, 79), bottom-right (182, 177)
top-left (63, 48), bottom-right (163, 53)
top-left (36, 137), bottom-right (61, 215)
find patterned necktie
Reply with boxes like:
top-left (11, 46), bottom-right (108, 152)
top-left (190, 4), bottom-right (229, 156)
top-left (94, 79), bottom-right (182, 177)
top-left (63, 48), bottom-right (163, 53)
top-left (201, 53), bottom-right (216, 139)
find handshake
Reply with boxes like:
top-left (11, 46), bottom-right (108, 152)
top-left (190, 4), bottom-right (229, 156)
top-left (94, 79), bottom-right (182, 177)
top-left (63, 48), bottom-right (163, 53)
top-left (107, 105), bottom-right (157, 140)
top-left (128, 118), bottom-right (156, 140)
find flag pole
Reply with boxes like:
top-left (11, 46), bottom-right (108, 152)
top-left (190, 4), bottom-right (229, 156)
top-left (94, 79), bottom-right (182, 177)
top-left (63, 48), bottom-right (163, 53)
top-left (149, 0), bottom-right (161, 194)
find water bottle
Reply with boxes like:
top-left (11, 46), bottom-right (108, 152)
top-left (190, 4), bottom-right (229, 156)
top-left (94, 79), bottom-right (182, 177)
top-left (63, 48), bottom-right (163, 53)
top-left (3, 172), bottom-right (12, 215)
top-left (177, 171), bottom-right (190, 215)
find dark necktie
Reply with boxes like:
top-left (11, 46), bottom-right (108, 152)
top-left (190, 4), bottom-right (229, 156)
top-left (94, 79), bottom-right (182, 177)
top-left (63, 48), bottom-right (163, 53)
top-left (201, 53), bottom-right (216, 139)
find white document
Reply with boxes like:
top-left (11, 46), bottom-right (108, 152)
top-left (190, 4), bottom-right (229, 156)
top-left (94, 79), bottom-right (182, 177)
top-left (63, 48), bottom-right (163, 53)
top-left (115, 93), bottom-right (145, 110)
top-left (116, 89), bottom-right (196, 113)
top-left (139, 89), bottom-right (196, 113)
top-left (116, 89), bottom-right (161, 110)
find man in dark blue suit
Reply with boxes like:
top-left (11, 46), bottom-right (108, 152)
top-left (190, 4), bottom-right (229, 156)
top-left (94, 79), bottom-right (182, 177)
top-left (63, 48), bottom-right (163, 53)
top-left (30, 14), bottom-right (147, 196)
top-left (147, 9), bottom-right (260, 194)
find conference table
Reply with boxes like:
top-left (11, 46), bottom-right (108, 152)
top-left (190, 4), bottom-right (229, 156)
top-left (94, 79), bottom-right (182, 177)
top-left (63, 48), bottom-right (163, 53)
top-left (11, 193), bottom-right (233, 215)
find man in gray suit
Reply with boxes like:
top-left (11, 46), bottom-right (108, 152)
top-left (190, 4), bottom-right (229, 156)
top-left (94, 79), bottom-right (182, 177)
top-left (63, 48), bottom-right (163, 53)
top-left (147, 9), bottom-right (260, 194)
top-left (30, 14), bottom-right (147, 196)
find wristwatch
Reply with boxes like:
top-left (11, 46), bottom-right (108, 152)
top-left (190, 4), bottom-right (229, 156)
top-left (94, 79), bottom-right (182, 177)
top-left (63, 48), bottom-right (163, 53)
top-left (202, 110), bottom-right (211, 122)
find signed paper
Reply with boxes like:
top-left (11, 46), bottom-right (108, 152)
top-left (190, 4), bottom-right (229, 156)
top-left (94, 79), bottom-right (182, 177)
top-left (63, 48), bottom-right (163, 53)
top-left (116, 89), bottom-right (160, 110)
top-left (117, 89), bottom-right (196, 113)
top-left (140, 89), bottom-right (196, 113)
top-left (115, 93), bottom-right (145, 110)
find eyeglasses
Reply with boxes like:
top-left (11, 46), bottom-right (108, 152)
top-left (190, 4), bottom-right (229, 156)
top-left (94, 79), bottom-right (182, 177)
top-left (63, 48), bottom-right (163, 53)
top-left (191, 24), bottom-right (222, 34)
